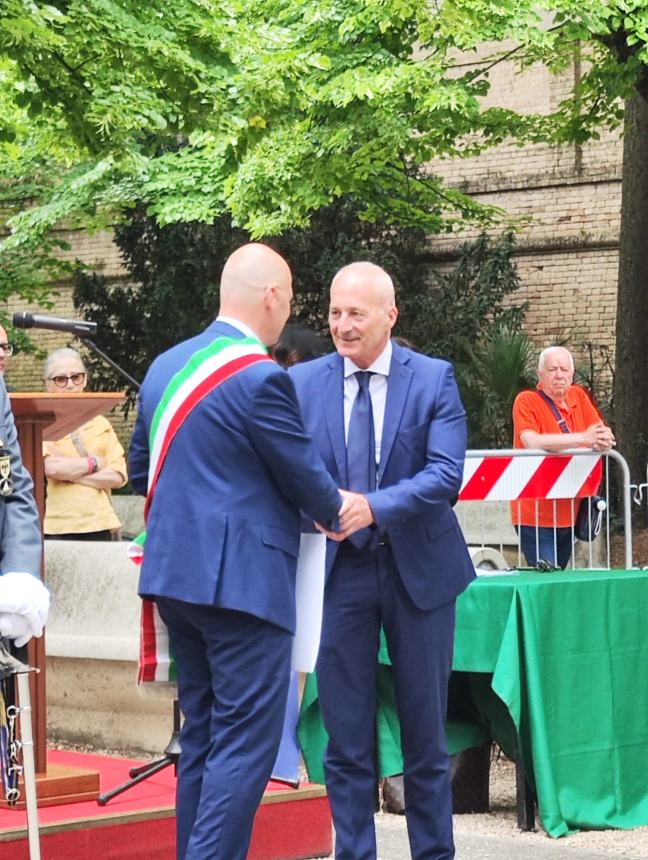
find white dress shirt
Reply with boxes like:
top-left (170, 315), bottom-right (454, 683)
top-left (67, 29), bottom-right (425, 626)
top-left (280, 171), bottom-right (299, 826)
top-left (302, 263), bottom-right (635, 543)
top-left (343, 340), bottom-right (392, 468)
top-left (216, 315), bottom-right (262, 343)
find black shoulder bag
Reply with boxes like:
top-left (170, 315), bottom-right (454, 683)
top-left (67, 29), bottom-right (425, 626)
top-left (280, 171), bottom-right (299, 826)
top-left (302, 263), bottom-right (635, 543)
top-left (536, 390), bottom-right (606, 541)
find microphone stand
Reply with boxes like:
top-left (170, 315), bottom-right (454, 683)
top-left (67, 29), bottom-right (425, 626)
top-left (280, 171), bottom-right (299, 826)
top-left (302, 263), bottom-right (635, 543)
top-left (97, 700), bottom-right (181, 805)
top-left (12, 313), bottom-right (139, 391)
top-left (83, 339), bottom-right (140, 391)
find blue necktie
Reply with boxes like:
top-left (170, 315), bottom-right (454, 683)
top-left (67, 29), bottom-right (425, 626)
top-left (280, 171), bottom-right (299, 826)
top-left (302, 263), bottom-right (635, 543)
top-left (346, 371), bottom-right (376, 548)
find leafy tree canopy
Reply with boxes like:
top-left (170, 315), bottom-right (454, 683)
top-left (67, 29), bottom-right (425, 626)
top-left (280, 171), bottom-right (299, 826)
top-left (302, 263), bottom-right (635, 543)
top-left (3, 0), bottom-right (647, 273)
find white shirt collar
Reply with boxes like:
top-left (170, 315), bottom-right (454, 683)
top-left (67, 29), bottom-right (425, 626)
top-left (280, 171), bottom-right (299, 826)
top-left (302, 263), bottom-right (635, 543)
top-left (215, 315), bottom-right (262, 343)
top-left (344, 340), bottom-right (392, 378)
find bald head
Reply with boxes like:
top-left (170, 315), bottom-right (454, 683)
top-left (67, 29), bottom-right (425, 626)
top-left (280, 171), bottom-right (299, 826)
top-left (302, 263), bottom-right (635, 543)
top-left (328, 261), bottom-right (398, 369)
top-left (332, 262), bottom-right (395, 305)
top-left (220, 243), bottom-right (291, 303)
top-left (218, 243), bottom-right (293, 346)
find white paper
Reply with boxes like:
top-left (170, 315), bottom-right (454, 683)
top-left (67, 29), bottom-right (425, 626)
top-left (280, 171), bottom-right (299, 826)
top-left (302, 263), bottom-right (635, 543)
top-left (292, 533), bottom-right (327, 672)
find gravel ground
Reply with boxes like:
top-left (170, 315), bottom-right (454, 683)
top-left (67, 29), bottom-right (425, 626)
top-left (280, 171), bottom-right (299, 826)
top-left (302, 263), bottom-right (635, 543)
top-left (452, 757), bottom-right (648, 858)
top-left (366, 757), bottom-right (648, 860)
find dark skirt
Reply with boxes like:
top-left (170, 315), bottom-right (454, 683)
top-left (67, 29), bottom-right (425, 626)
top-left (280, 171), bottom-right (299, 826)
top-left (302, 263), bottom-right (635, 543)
top-left (45, 530), bottom-right (113, 541)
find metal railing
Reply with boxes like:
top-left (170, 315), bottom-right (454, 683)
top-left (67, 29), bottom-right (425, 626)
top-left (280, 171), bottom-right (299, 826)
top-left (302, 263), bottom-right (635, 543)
top-left (456, 448), bottom-right (633, 571)
top-left (633, 465), bottom-right (648, 511)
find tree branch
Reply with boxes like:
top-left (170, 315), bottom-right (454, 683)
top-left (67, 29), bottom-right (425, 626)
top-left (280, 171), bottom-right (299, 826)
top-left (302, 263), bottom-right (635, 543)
top-left (52, 51), bottom-right (93, 93)
top-left (456, 23), bottom-right (566, 82)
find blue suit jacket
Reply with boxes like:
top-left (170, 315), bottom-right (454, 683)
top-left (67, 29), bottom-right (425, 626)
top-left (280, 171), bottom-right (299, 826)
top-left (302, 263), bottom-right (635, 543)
top-left (129, 321), bottom-right (342, 633)
top-left (0, 380), bottom-right (41, 577)
top-left (289, 342), bottom-right (474, 610)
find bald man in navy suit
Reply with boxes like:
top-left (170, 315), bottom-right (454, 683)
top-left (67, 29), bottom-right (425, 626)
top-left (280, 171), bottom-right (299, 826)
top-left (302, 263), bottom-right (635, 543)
top-left (129, 244), bottom-right (361, 860)
top-left (289, 262), bottom-right (474, 860)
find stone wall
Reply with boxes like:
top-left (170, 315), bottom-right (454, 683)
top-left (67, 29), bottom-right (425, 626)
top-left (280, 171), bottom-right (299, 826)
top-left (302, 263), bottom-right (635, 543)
top-left (44, 539), bottom-right (172, 754)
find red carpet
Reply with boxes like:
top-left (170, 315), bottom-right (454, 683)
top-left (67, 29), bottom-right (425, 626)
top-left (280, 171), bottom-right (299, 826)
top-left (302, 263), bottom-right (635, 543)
top-left (0, 750), bottom-right (332, 859)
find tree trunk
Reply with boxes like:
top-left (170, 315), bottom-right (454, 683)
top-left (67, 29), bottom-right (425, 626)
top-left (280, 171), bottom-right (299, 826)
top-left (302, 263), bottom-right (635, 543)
top-left (614, 93), bottom-right (648, 514)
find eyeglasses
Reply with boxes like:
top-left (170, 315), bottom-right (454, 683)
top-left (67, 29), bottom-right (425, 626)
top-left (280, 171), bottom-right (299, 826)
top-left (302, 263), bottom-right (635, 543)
top-left (48, 372), bottom-right (86, 388)
top-left (0, 343), bottom-right (14, 355)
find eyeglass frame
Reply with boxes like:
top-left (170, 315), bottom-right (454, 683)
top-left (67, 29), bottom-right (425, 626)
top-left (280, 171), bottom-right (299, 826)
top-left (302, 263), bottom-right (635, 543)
top-left (0, 343), bottom-right (14, 356)
top-left (46, 372), bottom-right (87, 388)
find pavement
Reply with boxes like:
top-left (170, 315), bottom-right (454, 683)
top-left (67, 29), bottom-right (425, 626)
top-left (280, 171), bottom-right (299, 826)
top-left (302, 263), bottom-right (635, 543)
top-left (321, 812), bottom-right (648, 859)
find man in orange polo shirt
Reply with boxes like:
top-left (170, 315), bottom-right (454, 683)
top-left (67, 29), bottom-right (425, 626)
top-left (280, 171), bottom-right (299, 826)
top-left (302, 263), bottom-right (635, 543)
top-left (512, 346), bottom-right (615, 568)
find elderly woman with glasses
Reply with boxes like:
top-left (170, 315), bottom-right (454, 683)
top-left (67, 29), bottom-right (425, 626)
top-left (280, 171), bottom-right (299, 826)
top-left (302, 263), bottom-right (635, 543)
top-left (42, 348), bottom-right (127, 541)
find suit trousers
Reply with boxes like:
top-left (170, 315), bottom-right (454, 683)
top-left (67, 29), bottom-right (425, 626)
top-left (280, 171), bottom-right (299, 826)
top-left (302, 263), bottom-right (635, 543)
top-left (316, 543), bottom-right (456, 860)
top-left (156, 597), bottom-right (292, 860)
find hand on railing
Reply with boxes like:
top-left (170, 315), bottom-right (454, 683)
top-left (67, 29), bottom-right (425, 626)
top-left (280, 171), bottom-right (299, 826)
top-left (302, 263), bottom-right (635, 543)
top-left (583, 422), bottom-right (616, 452)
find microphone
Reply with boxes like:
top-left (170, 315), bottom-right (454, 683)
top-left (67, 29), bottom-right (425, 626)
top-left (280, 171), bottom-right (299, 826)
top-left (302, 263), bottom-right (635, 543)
top-left (12, 311), bottom-right (97, 338)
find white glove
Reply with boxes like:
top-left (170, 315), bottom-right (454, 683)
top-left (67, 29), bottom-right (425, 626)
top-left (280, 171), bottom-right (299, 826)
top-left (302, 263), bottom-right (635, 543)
top-left (0, 613), bottom-right (32, 647)
top-left (0, 572), bottom-right (50, 646)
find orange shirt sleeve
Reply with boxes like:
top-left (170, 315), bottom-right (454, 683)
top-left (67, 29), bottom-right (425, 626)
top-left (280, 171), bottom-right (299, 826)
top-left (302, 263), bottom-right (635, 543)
top-left (512, 390), bottom-right (545, 446)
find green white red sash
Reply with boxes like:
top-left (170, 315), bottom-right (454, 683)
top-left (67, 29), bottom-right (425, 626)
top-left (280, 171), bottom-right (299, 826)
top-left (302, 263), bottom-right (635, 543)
top-left (130, 335), bottom-right (271, 684)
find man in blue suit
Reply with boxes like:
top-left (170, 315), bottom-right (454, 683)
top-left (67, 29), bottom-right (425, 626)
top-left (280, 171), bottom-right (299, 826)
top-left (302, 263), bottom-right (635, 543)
top-left (129, 244), bottom-right (355, 860)
top-left (289, 262), bottom-right (475, 860)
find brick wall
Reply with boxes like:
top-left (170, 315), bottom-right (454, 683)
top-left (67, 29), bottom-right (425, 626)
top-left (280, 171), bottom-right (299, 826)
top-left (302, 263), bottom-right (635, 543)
top-left (2, 227), bottom-right (133, 449)
top-left (426, 51), bottom-right (621, 373)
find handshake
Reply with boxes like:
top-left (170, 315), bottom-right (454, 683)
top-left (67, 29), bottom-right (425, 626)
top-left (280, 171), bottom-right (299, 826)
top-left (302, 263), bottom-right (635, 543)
top-left (316, 489), bottom-right (375, 541)
top-left (0, 572), bottom-right (50, 648)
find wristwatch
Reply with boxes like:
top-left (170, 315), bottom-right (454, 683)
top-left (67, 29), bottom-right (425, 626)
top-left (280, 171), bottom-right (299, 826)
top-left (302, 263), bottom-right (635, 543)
top-left (87, 455), bottom-right (99, 474)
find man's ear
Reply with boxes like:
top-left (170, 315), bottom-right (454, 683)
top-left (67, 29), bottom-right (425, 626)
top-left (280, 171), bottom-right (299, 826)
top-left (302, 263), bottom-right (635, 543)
top-left (263, 284), bottom-right (277, 310)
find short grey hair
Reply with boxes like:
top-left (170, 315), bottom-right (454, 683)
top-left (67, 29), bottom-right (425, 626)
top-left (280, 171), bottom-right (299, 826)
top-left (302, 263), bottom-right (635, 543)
top-left (43, 347), bottom-right (87, 381)
top-left (537, 346), bottom-right (574, 372)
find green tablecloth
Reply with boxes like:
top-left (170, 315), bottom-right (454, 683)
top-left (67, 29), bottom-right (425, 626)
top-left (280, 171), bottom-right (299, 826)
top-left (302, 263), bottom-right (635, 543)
top-left (298, 569), bottom-right (648, 837)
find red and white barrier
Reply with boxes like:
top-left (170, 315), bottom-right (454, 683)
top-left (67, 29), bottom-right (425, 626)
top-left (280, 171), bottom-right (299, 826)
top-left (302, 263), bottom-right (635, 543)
top-left (459, 453), bottom-right (602, 502)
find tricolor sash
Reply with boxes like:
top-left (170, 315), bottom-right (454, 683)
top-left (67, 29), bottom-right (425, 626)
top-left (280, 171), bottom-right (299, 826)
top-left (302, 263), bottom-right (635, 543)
top-left (130, 335), bottom-right (271, 684)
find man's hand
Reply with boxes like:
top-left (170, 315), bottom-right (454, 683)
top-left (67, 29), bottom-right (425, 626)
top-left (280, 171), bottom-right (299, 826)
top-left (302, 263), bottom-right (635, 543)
top-left (316, 490), bottom-right (375, 541)
top-left (582, 422), bottom-right (616, 452)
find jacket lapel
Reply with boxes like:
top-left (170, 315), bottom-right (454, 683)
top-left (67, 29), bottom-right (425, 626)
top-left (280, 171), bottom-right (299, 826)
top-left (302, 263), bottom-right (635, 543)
top-left (323, 355), bottom-right (347, 486)
top-left (378, 345), bottom-right (413, 485)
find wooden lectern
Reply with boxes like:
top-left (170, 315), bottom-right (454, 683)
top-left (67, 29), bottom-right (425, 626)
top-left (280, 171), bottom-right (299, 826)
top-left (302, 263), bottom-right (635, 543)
top-left (8, 392), bottom-right (126, 807)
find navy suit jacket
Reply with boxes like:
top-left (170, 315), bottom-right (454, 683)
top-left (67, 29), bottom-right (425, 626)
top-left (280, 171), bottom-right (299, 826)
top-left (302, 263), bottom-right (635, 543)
top-left (0, 379), bottom-right (41, 577)
top-left (129, 321), bottom-right (341, 634)
top-left (289, 342), bottom-right (474, 610)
